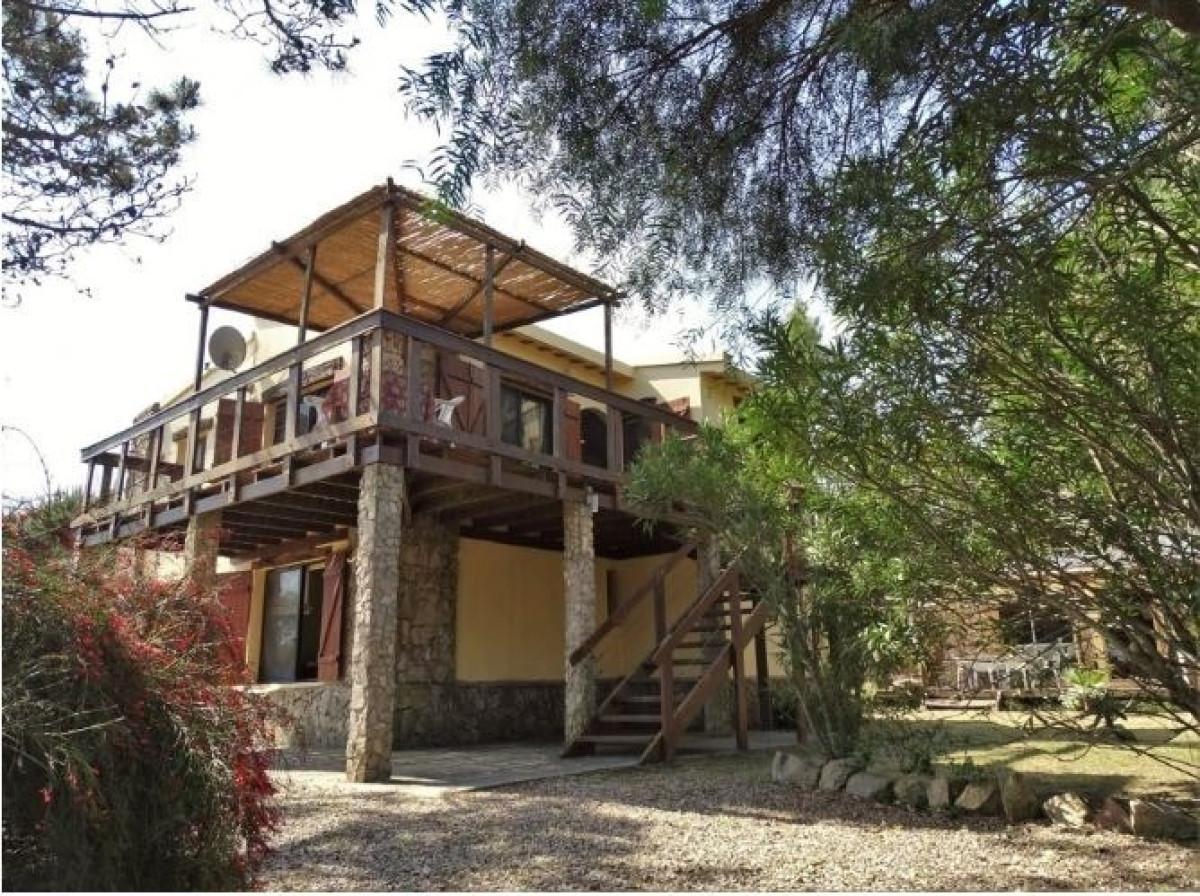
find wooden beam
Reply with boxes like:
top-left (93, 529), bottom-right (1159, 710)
top-left (439, 248), bottom-right (518, 326)
top-left (395, 188), bottom-right (616, 300)
top-left (272, 243), bottom-right (367, 318)
top-left (297, 244), bottom-right (317, 344)
top-left (248, 496), bottom-right (359, 521)
top-left (397, 243), bottom-right (551, 316)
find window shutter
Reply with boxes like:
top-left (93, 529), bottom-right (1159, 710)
top-left (216, 571), bottom-right (252, 673)
top-left (317, 551), bottom-right (347, 681)
top-left (214, 399), bottom-right (265, 465)
top-left (437, 350), bottom-right (486, 434)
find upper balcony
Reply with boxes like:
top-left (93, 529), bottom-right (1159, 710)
top-left (74, 183), bottom-right (697, 557)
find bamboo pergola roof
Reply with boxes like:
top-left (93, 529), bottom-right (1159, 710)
top-left (193, 182), bottom-right (616, 336)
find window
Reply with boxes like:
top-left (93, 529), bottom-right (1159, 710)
top-left (500, 384), bottom-right (552, 454)
top-left (259, 564), bottom-right (325, 683)
top-left (269, 393), bottom-right (325, 445)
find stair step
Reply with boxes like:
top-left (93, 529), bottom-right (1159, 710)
top-left (577, 734), bottom-right (654, 745)
top-left (598, 714), bottom-right (661, 726)
top-left (616, 694), bottom-right (670, 704)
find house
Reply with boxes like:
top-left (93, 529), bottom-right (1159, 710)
top-left (73, 181), bottom-right (779, 783)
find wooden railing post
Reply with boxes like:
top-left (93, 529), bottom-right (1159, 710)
top-left (98, 462), bottom-right (113, 503)
top-left (368, 329), bottom-right (384, 418)
top-left (405, 333), bottom-right (421, 421)
top-left (660, 642), bottom-right (675, 762)
top-left (147, 426), bottom-right (161, 490)
top-left (348, 334), bottom-right (362, 417)
top-left (285, 362), bottom-right (301, 443)
top-left (186, 408), bottom-right (202, 475)
top-left (728, 567), bottom-right (748, 750)
top-left (115, 440), bottom-right (129, 503)
top-left (485, 365), bottom-right (502, 482)
top-left (552, 386), bottom-right (565, 460)
top-left (226, 389), bottom-right (245, 499)
top-left (82, 460), bottom-right (96, 512)
top-left (754, 612), bottom-right (772, 730)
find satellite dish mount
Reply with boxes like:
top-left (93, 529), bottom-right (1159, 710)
top-left (208, 326), bottom-right (247, 372)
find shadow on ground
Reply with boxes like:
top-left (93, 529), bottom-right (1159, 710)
top-left (264, 747), bottom-right (1197, 891)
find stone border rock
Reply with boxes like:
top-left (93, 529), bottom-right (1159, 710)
top-left (769, 752), bottom-right (1198, 844)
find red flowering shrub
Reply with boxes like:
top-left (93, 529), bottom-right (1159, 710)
top-left (2, 497), bottom-right (281, 890)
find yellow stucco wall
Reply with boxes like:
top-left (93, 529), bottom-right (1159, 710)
top-left (455, 538), bottom-right (786, 682)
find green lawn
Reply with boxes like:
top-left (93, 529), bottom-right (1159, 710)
top-left (855, 710), bottom-right (1199, 801)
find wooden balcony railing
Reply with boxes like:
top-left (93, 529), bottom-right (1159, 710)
top-left (77, 309), bottom-right (697, 544)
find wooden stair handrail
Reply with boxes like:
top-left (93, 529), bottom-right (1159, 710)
top-left (650, 557), bottom-right (742, 667)
top-left (568, 539), bottom-right (696, 666)
top-left (734, 597), bottom-right (770, 651)
top-left (662, 587), bottom-right (770, 758)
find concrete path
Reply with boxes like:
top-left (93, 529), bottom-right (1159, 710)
top-left (275, 730), bottom-right (796, 797)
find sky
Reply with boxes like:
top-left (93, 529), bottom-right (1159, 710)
top-left (1, 7), bottom-right (741, 502)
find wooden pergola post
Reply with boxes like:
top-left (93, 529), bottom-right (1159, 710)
top-left (297, 244), bottom-right (317, 344)
top-left (193, 299), bottom-right (210, 392)
top-left (374, 199), bottom-right (395, 311)
top-left (603, 300), bottom-right (614, 391)
top-left (483, 244), bottom-right (495, 347)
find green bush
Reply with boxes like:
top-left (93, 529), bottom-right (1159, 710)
top-left (2, 499), bottom-right (281, 890)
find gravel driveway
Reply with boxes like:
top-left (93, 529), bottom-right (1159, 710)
top-left (263, 753), bottom-right (1198, 891)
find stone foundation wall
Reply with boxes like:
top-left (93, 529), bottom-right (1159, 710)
top-left (251, 681), bottom-right (352, 750)
top-left (394, 682), bottom-right (565, 747)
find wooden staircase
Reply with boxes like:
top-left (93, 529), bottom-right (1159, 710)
top-left (564, 544), bottom-right (770, 762)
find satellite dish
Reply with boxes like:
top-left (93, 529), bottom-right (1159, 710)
top-left (208, 326), bottom-right (246, 371)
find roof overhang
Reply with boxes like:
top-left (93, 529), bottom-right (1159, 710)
top-left (191, 182), bottom-right (617, 338)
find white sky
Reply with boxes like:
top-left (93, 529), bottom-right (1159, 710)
top-left (0, 8), bottom-right (736, 501)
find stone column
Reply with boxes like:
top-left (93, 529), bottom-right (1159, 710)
top-left (395, 513), bottom-right (458, 745)
top-left (345, 463), bottom-right (405, 783)
top-left (698, 533), bottom-right (733, 735)
top-left (184, 510), bottom-right (221, 592)
top-left (563, 499), bottom-right (597, 747)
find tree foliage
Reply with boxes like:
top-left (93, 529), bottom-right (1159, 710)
top-left (408, 1), bottom-right (1199, 724)
top-left (2, 497), bottom-right (281, 889)
top-left (402, 1), bottom-right (1198, 311)
top-left (627, 366), bottom-right (947, 756)
top-left (1, 0), bottom-right (422, 298)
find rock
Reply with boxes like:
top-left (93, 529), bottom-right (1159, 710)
top-left (927, 776), bottom-right (953, 810)
top-left (1128, 798), bottom-right (1198, 843)
top-left (1094, 796), bottom-right (1132, 834)
top-left (1044, 793), bottom-right (1091, 828)
top-left (894, 774), bottom-right (931, 808)
top-left (771, 752), bottom-right (823, 790)
top-left (845, 771), bottom-right (895, 803)
top-left (818, 757), bottom-right (863, 791)
top-left (927, 774), bottom-right (968, 810)
top-left (999, 770), bottom-right (1041, 823)
top-left (955, 780), bottom-right (1001, 815)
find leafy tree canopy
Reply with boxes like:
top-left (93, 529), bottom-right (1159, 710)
top-left (402, 0), bottom-right (1198, 313)
top-left (1, 0), bottom-right (425, 298)
top-left (403, 1), bottom-right (1199, 725)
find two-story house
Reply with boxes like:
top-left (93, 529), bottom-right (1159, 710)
top-left (73, 182), bottom-right (778, 783)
